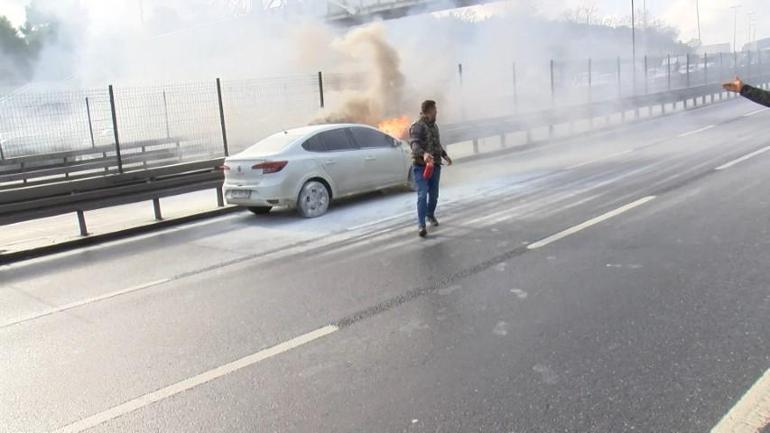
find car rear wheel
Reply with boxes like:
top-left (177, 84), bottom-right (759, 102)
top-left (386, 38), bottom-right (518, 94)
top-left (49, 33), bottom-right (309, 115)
top-left (248, 206), bottom-right (272, 215)
top-left (297, 180), bottom-right (330, 218)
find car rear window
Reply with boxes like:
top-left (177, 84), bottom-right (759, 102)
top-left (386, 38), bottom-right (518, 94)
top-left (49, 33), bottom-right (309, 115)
top-left (240, 131), bottom-right (302, 156)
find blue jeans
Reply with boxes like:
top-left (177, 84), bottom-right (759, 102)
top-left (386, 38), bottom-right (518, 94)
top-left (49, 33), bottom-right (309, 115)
top-left (413, 164), bottom-right (441, 227)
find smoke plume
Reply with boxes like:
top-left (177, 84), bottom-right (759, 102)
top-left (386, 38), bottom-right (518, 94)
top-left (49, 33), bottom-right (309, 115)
top-left (317, 22), bottom-right (406, 126)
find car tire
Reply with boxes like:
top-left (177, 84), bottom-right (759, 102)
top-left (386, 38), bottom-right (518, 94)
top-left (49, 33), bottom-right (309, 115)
top-left (248, 206), bottom-right (272, 215)
top-left (297, 180), bottom-right (330, 218)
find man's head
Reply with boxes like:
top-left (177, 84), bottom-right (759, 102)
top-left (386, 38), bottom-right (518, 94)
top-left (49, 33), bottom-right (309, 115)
top-left (421, 100), bottom-right (437, 122)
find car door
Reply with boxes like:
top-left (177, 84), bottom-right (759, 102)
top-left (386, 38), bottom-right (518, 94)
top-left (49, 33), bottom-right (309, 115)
top-left (349, 126), bottom-right (406, 187)
top-left (311, 128), bottom-right (364, 196)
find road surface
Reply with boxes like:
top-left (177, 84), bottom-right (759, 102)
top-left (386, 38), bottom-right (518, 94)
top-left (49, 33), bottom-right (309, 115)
top-left (2, 99), bottom-right (770, 433)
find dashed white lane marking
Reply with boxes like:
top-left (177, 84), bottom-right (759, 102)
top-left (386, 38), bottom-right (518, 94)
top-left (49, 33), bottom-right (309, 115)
top-left (743, 108), bottom-right (770, 117)
top-left (1, 279), bottom-right (172, 328)
top-left (716, 146), bottom-right (770, 171)
top-left (566, 150), bottom-right (633, 170)
top-left (678, 125), bottom-right (716, 138)
top-left (527, 196), bottom-right (656, 250)
top-left (52, 325), bottom-right (339, 433)
top-left (711, 368), bottom-right (770, 433)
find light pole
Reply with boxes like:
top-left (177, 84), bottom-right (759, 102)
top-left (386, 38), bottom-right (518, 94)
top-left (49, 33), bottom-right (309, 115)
top-left (631, 0), bottom-right (637, 92)
top-left (731, 5), bottom-right (741, 53)
top-left (696, 0), bottom-right (702, 44)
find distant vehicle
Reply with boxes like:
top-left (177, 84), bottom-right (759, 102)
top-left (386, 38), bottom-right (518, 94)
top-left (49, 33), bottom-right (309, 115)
top-left (222, 124), bottom-right (413, 218)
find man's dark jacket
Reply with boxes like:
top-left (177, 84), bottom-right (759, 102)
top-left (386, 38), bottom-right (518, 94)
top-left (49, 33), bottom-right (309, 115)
top-left (409, 117), bottom-right (448, 166)
top-left (741, 85), bottom-right (770, 107)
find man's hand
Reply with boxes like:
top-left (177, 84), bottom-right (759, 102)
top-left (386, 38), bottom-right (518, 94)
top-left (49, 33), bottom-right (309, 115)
top-left (423, 153), bottom-right (434, 164)
top-left (723, 76), bottom-right (745, 93)
top-left (444, 155), bottom-right (453, 166)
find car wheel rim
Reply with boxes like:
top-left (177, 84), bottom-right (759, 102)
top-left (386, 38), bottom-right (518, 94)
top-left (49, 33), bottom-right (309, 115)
top-left (301, 183), bottom-right (328, 217)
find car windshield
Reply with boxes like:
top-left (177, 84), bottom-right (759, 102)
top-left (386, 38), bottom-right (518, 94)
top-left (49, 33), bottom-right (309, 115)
top-left (240, 131), bottom-right (302, 156)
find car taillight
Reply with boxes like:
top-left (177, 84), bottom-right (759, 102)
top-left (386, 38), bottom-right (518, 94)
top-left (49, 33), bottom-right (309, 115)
top-left (252, 161), bottom-right (288, 174)
top-left (220, 164), bottom-right (230, 171)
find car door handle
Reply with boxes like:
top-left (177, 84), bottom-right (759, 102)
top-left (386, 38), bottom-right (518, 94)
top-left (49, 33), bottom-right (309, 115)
top-left (365, 156), bottom-right (376, 161)
top-left (324, 160), bottom-right (336, 165)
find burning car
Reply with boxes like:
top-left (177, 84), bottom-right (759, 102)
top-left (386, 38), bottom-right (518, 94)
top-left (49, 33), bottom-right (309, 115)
top-left (222, 120), bottom-right (414, 218)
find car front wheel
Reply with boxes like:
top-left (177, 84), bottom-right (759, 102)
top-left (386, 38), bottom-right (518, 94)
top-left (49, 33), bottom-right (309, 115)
top-left (297, 180), bottom-right (330, 218)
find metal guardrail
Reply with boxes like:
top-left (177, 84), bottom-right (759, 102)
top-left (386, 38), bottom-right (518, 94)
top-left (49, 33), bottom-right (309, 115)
top-left (0, 159), bottom-right (224, 233)
top-left (1, 74), bottom-right (768, 236)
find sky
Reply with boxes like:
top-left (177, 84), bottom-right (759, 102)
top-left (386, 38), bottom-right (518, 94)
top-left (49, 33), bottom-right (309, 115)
top-left (0, 0), bottom-right (766, 47)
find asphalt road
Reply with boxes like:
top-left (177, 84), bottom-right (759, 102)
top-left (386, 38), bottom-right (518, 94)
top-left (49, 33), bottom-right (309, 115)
top-left (2, 99), bottom-right (770, 433)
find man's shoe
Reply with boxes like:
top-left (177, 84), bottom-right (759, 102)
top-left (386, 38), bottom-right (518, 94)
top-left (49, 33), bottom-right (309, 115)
top-left (427, 216), bottom-right (439, 227)
top-left (418, 226), bottom-right (428, 238)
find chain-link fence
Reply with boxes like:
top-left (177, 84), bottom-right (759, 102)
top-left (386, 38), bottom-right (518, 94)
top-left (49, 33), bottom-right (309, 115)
top-left (2, 50), bottom-right (769, 163)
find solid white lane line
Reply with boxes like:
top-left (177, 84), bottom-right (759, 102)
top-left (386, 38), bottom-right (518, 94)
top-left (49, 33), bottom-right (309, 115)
top-left (716, 146), bottom-right (770, 171)
top-left (52, 325), bottom-right (339, 433)
top-left (527, 196), bottom-right (656, 250)
top-left (743, 108), bottom-right (770, 117)
top-left (678, 125), bottom-right (716, 138)
top-left (711, 368), bottom-right (770, 433)
top-left (1, 279), bottom-right (172, 328)
top-left (566, 150), bottom-right (633, 170)
top-left (2, 213), bottom-right (244, 269)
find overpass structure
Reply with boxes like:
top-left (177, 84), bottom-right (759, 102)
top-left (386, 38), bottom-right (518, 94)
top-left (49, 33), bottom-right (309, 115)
top-left (260, 0), bottom-right (497, 24)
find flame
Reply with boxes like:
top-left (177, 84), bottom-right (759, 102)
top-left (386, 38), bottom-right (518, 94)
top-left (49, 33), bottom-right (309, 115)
top-left (377, 115), bottom-right (410, 139)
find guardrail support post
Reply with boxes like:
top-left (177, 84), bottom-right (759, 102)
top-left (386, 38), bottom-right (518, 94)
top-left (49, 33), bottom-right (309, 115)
top-left (77, 210), bottom-right (88, 236)
top-left (108, 85), bottom-right (123, 174)
top-left (667, 54), bottom-right (672, 91)
top-left (216, 78), bottom-right (230, 157)
top-left (153, 198), bottom-right (162, 221)
top-left (472, 138), bottom-right (479, 154)
top-left (500, 134), bottom-right (506, 148)
top-left (217, 187), bottom-right (225, 207)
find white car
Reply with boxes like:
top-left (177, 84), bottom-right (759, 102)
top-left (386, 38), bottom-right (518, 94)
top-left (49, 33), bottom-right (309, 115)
top-left (222, 123), bottom-right (414, 217)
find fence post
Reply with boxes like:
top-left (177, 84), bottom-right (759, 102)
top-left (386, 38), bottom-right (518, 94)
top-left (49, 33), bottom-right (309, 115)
top-left (644, 55), bottom-right (649, 94)
top-left (720, 53), bottom-right (725, 100)
top-left (588, 58), bottom-right (593, 128)
top-left (748, 50), bottom-right (753, 80)
top-left (667, 54), bottom-right (672, 91)
top-left (617, 56), bottom-right (622, 98)
top-left (458, 63), bottom-right (465, 120)
top-left (686, 54), bottom-right (691, 88)
top-left (85, 97), bottom-right (96, 148)
top-left (108, 85), bottom-right (123, 174)
top-left (162, 90), bottom-right (170, 139)
top-left (216, 78), bottom-right (229, 157)
top-left (549, 59), bottom-right (555, 136)
top-left (317, 71), bottom-right (325, 108)
top-left (512, 62), bottom-right (518, 113)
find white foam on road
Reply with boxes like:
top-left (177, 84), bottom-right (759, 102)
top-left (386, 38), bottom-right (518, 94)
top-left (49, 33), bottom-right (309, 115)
top-left (711, 368), bottom-right (770, 433)
top-left (716, 146), bottom-right (770, 170)
top-left (52, 325), bottom-right (339, 433)
top-left (678, 125), bottom-right (716, 138)
top-left (527, 196), bottom-right (656, 250)
top-left (565, 150), bottom-right (633, 170)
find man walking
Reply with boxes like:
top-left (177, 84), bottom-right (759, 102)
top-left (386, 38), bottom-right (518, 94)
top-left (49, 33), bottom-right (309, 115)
top-left (723, 76), bottom-right (770, 106)
top-left (409, 100), bottom-right (453, 238)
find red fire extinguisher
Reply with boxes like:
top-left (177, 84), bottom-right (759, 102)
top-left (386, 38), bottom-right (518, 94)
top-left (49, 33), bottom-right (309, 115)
top-left (423, 160), bottom-right (434, 180)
